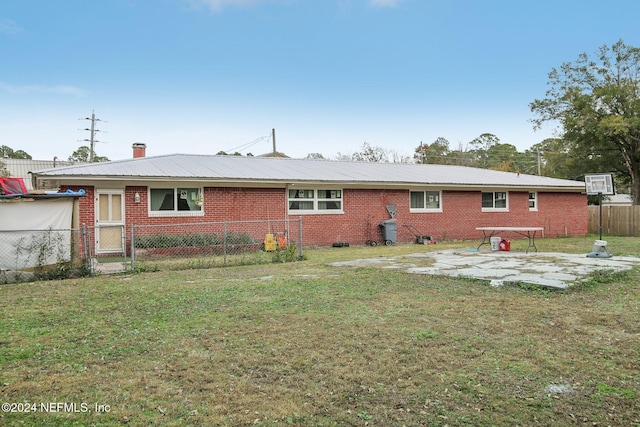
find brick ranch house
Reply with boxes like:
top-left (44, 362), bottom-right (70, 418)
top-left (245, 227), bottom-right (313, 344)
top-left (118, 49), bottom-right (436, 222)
top-left (30, 144), bottom-right (587, 253)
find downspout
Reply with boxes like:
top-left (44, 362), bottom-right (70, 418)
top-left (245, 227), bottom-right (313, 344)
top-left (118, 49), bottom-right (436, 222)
top-left (285, 184), bottom-right (289, 217)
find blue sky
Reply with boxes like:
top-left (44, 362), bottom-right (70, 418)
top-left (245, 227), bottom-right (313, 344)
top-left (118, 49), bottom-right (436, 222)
top-left (1, 0), bottom-right (639, 161)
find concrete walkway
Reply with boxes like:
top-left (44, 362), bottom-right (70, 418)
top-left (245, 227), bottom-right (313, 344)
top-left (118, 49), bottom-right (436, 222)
top-left (331, 249), bottom-right (640, 289)
top-left (94, 261), bottom-right (128, 274)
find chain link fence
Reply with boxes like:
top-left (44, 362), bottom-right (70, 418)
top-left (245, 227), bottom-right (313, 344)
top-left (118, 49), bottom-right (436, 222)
top-left (1, 219), bottom-right (303, 283)
top-left (0, 226), bottom-right (94, 284)
top-left (130, 218), bottom-right (303, 270)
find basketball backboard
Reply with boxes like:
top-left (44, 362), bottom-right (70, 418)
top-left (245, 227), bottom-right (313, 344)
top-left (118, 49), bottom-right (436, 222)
top-left (585, 173), bottom-right (614, 196)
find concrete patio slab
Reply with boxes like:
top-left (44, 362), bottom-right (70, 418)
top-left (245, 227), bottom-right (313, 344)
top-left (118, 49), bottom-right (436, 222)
top-left (331, 249), bottom-right (640, 289)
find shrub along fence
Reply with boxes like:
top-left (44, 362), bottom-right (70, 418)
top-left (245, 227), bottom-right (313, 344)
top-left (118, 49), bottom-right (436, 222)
top-left (130, 218), bottom-right (303, 270)
top-left (588, 205), bottom-right (640, 236)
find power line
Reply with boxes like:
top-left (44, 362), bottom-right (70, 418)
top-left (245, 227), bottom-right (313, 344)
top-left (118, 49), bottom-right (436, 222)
top-left (223, 134), bottom-right (270, 154)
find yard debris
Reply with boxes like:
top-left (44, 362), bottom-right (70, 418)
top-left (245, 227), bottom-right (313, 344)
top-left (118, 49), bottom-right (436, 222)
top-left (544, 383), bottom-right (574, 395)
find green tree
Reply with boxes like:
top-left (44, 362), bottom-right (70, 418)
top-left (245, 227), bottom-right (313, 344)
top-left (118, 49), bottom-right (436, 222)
top-left (468, 133), bottom-right (500, 168)
top-left (217, 151), bottom-right (254, 156)
top-left (414, 138), bottom-right (450, 164)
top-left (530, 39), bottom-right (640, 204)
top-left (526, 137), bottom-right (602, 179)
top-left (445, 142), bottom-right (475, 166)
top-left (517, 146), bottom-right (542, 176)
top-left (486, 143), bottom-right (521, 172)
top-left (337, 142), bottom-right (411, 163)
top-left (0, 145), bottom-right (32, 159)
top-left (352, 142), bottom-right (389, 162)
top-left (13, 150), bottom-right (32, 159)
top-left (68, 146), bottom-right (110, 162)
top-left (388, 149), bottom-right (412, 164)
top-left (337, 142), bottom-right (390, 163)
top-left (523, 139), bottom-right (567, 177)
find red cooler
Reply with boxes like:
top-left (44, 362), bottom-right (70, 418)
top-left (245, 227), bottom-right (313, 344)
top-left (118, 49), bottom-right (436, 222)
top-left (499, 239), bottom-right (510, 251)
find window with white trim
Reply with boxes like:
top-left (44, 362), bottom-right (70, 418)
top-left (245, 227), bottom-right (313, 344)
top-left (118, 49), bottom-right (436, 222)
top-left (149, 188), bottom-right (203, 216)
top-left (410, 190), bottom-right (442, 212)
top-left (481, 191), bottom-right (508, 211)
top-left (288, 189), bottom-right (342, 213)
top-left (529, 192), bottom-right (537, 211)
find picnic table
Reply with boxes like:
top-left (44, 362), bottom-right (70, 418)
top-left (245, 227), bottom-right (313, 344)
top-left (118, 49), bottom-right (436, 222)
top-left (475, 227), bottom-right (544, 253)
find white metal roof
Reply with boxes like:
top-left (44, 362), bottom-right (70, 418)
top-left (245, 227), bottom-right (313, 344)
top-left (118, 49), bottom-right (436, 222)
top-left (2, 158), bottom-right (81, 190)
top-left (31, 154), bottom-right (586, 191)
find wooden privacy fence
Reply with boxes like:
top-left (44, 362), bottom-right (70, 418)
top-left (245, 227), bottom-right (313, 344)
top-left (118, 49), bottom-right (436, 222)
top-left (588, 205), bottom-right (640, 236)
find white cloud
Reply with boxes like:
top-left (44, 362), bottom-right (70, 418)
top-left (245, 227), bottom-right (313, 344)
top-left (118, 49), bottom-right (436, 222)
top-left (48, 85), bottom-right (89, 96)
top-left (369, 0), bottom-right (402, 7)
top-left (0, 82), bottom-right (88, 97)
top-left (189, 0), bottom-right (402, 13)
top-left (0, 19), bottom-right (22, 35)
top-left (190, 0), bottom-right (271, 13)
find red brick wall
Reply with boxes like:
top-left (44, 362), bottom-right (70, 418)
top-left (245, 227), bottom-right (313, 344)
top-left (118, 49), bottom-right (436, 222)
top-left (294, 189), bottom-right (588, 246)
top-left (70, 186), bottom-right (286, 226)
top-left (121, 187), bottom-right (286, 225)
top-left (207, 188), bottom-right (287, 221)
top-left (66, 185), bottom-right (94, 226)
top-left (69, 185), bottom-right (588, 247)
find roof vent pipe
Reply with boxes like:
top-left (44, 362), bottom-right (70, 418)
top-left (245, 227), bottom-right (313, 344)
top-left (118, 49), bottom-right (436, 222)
top-left (272, 128), bottom-right (276, 156)
top-left (132, 143), bottom-right (146, 158)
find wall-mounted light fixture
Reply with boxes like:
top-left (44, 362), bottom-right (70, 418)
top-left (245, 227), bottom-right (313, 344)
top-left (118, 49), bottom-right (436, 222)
top-left (134, 192), bottom-right (141, 203)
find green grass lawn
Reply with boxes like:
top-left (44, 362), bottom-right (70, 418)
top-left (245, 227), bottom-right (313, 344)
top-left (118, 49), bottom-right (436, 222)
top-left (1, 237), bottom-right (640, 426)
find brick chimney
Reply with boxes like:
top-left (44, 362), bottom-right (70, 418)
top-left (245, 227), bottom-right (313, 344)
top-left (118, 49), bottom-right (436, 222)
top-left (132, 143), bottom-right (146, 158)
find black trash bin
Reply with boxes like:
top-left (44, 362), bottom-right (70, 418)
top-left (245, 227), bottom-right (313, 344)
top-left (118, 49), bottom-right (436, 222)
top-left (379, 219), bottom-right (397, 245)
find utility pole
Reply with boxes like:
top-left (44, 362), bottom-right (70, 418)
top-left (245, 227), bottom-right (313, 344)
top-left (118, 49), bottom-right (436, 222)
top-left (81, 111), bottom-right (104, 162)
top-left (537, 149), bottom-right (542, 176)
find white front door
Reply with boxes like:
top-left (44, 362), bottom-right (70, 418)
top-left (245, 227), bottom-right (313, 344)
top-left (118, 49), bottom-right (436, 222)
top-left (95, 189), bottom-right (125, 253)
